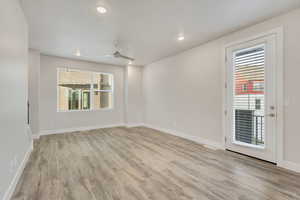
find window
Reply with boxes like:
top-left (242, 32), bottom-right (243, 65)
top-left (58, 68), bottom-right (113, 111)
top-left (233, 45), bottom-right (266, 147)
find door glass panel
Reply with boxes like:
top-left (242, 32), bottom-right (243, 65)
top-left (233, 45), bottom-right (265, 147)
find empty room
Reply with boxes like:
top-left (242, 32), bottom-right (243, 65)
top-left (1, 0), bottom-right (300, 199)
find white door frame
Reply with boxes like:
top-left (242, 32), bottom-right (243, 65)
top-left (222, 27), bottom-right (284, 165)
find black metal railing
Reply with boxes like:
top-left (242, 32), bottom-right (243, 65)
top-left (235, 109), bottom-right (265, 146)
top-left (254, 115), bottom-right (264, 145)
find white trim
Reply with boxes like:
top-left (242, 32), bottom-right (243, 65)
top-left (222, 27), bottom-right (284, 164)
top-left (126, 123), bottom-right (145, 128)
top-left (26, 125), bottom-right (33, 140)
top-left (39, 123), bottom-right (126, 136)
top-left (2, 141), bottom-right (33, 200)
top-left (27, 125), bottom-right (40, 140)
top-left (278, 160), bottom-right (300, 174)
top-left (144, 124), bottom-right (224, 150)
top-left (32, 134), bottom-right (40, 140)
top-left (224, 27), bottom-right (283, 49)
top-left (124, 66), bottom-right (129, 124)
top-left (274, 27), bottom-right (284, 166)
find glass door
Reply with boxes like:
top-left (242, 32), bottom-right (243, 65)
top-left (225, 34), bottom-right (277, 163)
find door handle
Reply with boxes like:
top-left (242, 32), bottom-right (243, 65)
top-left (267, 113), bottom-right (276, 118)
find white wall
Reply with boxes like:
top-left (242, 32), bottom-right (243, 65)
top-left (28, 50), bottom-right (40, 136)
top-left (39, 55), bottom-right (125, 133)
top-left (143, 8), bottom-right (300, 166)
top-left (125, 66), bottom-right (144, 126)
top-left (144, 41), bottom-right (223, 144)
top-left (0, 0), bottom-right (32, 199)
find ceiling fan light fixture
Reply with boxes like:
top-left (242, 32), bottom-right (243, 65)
top-left (97, 6), bottom-right (107, 14)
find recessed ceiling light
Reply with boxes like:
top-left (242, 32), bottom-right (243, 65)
top-left (97, 6), bottom-right (107, 14)
top-left (178, 36), bottom-right (185, 41)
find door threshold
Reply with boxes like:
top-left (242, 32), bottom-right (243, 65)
top-left (226, 149), bottom-right (276, 165)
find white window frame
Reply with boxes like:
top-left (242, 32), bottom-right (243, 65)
top-left (57, 68), bottom-right (114, 112)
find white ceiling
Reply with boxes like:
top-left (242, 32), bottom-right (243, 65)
top-left (22, 0), bottom-right (300, 66)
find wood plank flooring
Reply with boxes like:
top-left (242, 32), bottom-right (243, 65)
top-left (12, 127), bottom-right (300, 200)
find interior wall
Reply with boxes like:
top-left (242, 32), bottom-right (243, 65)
top-left (125, 66), bottom-right (144, 126)
top-left (39, 55), bottom-right (125, 133)
top-left (144, 42), bottom-right (223, 144)
top-left (0, 0), bottom-right (32, 198)
top-left (143, 8), bottom-right (300, 165)
top-left (28, 50), bottom-right (40, 136)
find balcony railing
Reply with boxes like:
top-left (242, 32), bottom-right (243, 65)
top-left (254, 115), bottom-right (264, 145)
top-left (235, 110), bottom-right (265, 146)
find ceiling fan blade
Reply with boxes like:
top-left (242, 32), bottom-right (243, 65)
top-left (102, 51), bottom-right (135, 61)
top-left (119, 54), bottom-right (135, 61)
top-left (102, 54), bottom-right (114, 58)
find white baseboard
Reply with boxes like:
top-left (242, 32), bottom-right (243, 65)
top-left (26, 126), bottom-right (32, 139)
top-left (39, 123), bottom-right (126, 136)
top-left (278, 160), bottom-right (300, 174)
top-left (126, 123), bottom-right (145, 128)
top-left (2, 140), bottom-right (33, 200)
top-left (143, 124), bottom-right (224, 150)
top-left (27, 125), bottom-right (40, 140)
top-left (32, 134), bottom-right (40, 140)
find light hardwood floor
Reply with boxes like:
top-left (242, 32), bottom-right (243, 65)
top-left (12, 127), bottom-right (300, 200)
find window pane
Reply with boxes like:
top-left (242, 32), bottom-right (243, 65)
top-left (233, 45), bottom-right (265, 146)
top-left (58, 69), bottom-right (92, 111)
top-left (82, 91), bottom-right (90, 110)
top-left (68, 90), bottom-right (80, 110)
top-left (93, 91), bottom-right (112, 109)
top-left (93, 74), bottom-right (113, 90)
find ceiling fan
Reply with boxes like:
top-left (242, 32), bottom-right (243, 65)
top-left (104, 41), bottom-right (135, 62)
top-left (111, 51), bottom-right (134, 61)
